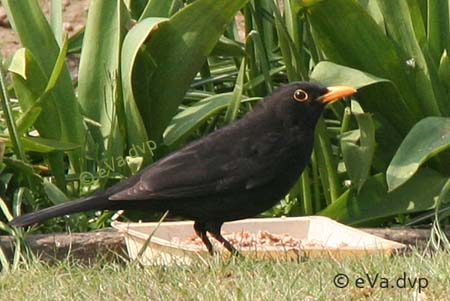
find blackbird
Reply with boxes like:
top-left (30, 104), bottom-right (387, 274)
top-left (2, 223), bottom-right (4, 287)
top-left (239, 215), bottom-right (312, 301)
top-left (10, 82), bottom-right (356, 255)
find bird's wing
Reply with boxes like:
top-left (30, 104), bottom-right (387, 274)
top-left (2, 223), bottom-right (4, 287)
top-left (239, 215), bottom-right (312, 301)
top-left (109, 123), bottom-right (290, 201)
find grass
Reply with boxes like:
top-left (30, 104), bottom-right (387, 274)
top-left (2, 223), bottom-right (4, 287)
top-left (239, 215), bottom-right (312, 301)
top-left (0, 248), bottom-right (449, 300)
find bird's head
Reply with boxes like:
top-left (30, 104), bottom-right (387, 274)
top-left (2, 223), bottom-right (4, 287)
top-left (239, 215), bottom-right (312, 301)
top-left (266, 82), bottom-right (357, 128)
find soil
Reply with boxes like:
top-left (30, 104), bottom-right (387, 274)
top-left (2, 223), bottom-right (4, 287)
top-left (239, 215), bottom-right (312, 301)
top-left (0, 1), bottom-right (244, 81)
top-left (0, 0), bottom-right (90, 58)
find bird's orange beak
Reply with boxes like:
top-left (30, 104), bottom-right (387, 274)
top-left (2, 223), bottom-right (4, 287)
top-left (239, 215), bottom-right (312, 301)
top-left (319, 86), bottom-right (357, 104)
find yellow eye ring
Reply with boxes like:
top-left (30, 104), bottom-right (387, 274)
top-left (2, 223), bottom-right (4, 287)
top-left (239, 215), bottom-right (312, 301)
top-left (293, 89), bottom-right (308, 102)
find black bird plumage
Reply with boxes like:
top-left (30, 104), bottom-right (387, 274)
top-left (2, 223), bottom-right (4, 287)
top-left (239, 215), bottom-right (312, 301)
top-left (10, 82), bottom-right (356, 255)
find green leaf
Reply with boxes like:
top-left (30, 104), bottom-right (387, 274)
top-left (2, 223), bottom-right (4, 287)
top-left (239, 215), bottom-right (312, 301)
top-left (376, 0), bottom-right (447, 116)
top-left (273, 6), bottom-right (304, 81)
top-left (2, 0), bottom-right (86, 171)
top-left (164, 93), bottom-right (260, 146)
top-left (224, 58), bottom-right (246, 123)
top-left (320, 169), bottom-right (447, 225)
top-left (16, 106), bottom-right (42, 135)
top-left (426, 0), bottom-right (450, 63)
top-left (3, 158), bottom-right (43, 191)
top-left (310, 61), bottom-right (391, 89)
top-left (341, 101), bottom-right (375, 191)
top-left (77, 0), bottom-right (130, 160)
top-left (43, 180), bottom-right (68, 205)
top-left (439, 50), bottom-right (450, 89)
top-left (67, 28), bottom-right (84, 54)
top-left (14, 36), bottom-right (69, 135)
top-left (307, 0), bottom-right (420, 134)
top-left (211, 36), bottom-right (245, 57)
top-left (121, 17), bottom-right (165, 156)
top-left (137, 0), bottom-right (249, 143)
top-left (358, 0), bottom-right (384, 29)
top-left (9, 48), bottom-right (68, 189)
top-left (387, 117), bottom-right (450, 191)
top-left (140, 0), bottom-right (175, 19)
top-left (50, 0), bottom-right (63, 46)
top-left (0, 135), bottom-right (79, 153)
top-left (0, 195), bottom-right (13, 222)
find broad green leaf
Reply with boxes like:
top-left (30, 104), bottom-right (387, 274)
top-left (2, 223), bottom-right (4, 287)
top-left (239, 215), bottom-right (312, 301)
top-left (320, 169), bottom-right (447, 225)
top-left (426, 0), bottom-right (450, 63)
top-left (0, 135), bottom-right (80, 153)
top-left (121, 17), bottom-right (164, 159)
top-left (310, 61), bottom-right (391, 89)
top-left (376, 0), bottom-right (447, 116)
top-left (164, 94), bottom-right (260, 146)
top-left (43, 180), bottom-right (68, 205)
top-left (298, 0), bottom-right (324, 8)
top-left (387, 117), bottom-right (450, 191)
top-left (341, 101), bottom-right (375, 191)
top-left (22, 137), bottom-right (80, 153)
top-left (138, 0), bottom-right (249, 143)
top-left (9, 48), bottom-right (67, 189)
top-left (2, 0), bottom-right (86, 171)
top-left (211, 36), bottom-right (245, 57)
top-left (406, 0), bottom-right (427, 44)
top-left (78, 0), bottom-right (130, 161)
top-left (16, 106), bottom-right (42, 135)
top-left (358, 0), bottom-right (384, 29)
top-left (14, 36), bottom-right (69, 135)
top-left (140, 0), bottom-right (175, 19)
top-left (3, 158), bottom-right (43, 191)
top-left (310, 61), bottom-right (406, 171)
top-left (67, 28), bottom-right (84, 54)
top-left (125, 0), bottom-right (148, 19)
top-left (50, 0), bottom-right (63, 46)
top-left (307, 0), bottom-right (420, 134)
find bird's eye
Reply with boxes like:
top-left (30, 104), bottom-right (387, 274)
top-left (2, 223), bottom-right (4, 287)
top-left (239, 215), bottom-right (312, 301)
top-left (293, 89), bottom-right (308, 102)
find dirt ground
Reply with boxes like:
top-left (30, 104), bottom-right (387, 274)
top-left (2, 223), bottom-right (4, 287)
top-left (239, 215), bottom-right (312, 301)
top-left (0, 0), bottom-right (90, 58)
top-left (0, 0), bottom-right (246, 80)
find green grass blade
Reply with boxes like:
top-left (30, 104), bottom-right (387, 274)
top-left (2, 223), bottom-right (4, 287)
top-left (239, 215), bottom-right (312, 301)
top-left (12, 187), bottom-right (25, 217)
top-left (0, 57), bottom-right (25, 161)
top-left (315, 118), bottom-right (341, 202)
top-left (224, 58), bottom-right (246, 123)
top-left (0, 196), bottom-right (13, 222)
top-left (0, 246), bottom-right (10, 273)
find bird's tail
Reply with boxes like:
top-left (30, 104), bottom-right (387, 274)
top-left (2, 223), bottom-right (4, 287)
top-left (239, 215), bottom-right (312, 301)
top-left (9, 194), bottom-right (111, 227)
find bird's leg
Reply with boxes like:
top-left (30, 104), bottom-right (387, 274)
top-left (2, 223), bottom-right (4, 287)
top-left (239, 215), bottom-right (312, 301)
top-left (194, 221), bottom-right (214, 255)
top-left (207, 222), bottom-right (241, 257)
